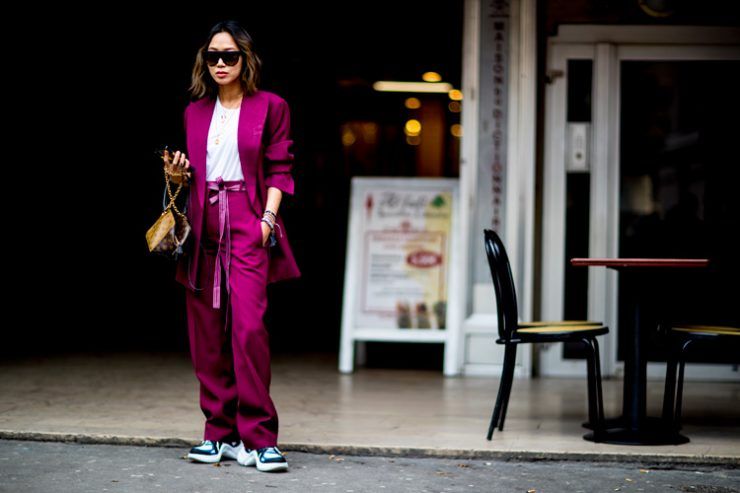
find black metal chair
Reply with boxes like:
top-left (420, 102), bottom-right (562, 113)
top-left (662, 324), bottom-right (740, 431)
top-left (483, 229), bottom-right (608, 440)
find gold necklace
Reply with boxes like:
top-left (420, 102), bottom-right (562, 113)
top-left (213, 101), bottom-right (238, 146)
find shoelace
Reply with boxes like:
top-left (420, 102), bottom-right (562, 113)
top-left (194, 440), bottom-right (243, 452)
top-left (193, 440), bottom-right (217, 452)
top-left (258, 447), bottom-right (285, 460)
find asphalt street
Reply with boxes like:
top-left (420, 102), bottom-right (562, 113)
top-left (0, 440), bottom-right (738, 493)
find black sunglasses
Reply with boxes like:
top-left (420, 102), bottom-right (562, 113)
top-left (204, 50), bottom-right (243, 67)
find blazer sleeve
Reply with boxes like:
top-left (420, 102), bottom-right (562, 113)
top-left (183, 104), bottom-right (190, 151)
top-left (263, 98), bottom-right (295, 196)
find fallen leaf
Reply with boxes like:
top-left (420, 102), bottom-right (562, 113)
top-left (457, 463), bottom-right (470, 468)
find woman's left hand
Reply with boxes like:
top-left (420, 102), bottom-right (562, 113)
top-left (162, 149), bottom-right (191, 186)
top-left (260, 221), bottom-right (271, 246)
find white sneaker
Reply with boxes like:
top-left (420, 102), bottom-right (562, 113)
top-left (187, 439), bottom-right (244, 463)
top-left (236, 446), bottom-right (256, 467)
top-left (237, 446), bottom-right (288, 472)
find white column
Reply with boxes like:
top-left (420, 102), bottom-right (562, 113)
top-left (505, 0), bottom-right (537, 327)
top-left (458, 0), bottom-right (537, 377)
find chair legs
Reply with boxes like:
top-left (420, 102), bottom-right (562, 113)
top-left (675, 353), bottom-right (687, 427)
top-left (498, 346), bottom-right (517, 432)
top-left (487, 343), bottom-right (517, 440)
top-left (584, 338), bottom-right (597, 427)
top-left (662, 339), bottom-right (680, 428)
top-left (487, 338), bottom-right (605, 440)
top-left (662, 338), bottom-right (692, 431)
top-left (582, 337), bottom-right (605, 436)
top-left (591, 337), bottom-right (605, 430)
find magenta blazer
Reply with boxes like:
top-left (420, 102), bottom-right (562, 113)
top-left (175, 89), bottom-right (301, 291)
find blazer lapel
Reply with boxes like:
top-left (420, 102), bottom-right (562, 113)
top-left (189, 97), bottom-right (216, 216)
top-left (237, 91), bottom-right (269, 217)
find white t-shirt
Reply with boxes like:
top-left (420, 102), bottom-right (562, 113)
top-left (206, 97), bottom-right (244, 181)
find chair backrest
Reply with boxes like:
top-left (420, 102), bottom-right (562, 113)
top-left (483, 229), bottom-right (520, 342)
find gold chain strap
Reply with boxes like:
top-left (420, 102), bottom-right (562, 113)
top-left (163, 166), bottom-right (187, 219)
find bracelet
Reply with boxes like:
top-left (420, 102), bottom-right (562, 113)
top-left (262, 209), bottom-right (277, 230)
top-left (260, 217), bottom-right (274, 231)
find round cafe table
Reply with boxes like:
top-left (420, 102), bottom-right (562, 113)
top-left (571, 258), bottom-right (709, 445)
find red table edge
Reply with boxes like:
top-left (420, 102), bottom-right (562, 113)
top-left (570, 258), bottom-right (710, 268)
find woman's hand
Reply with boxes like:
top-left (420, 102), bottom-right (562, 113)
top-left (260, 221), bottom-right (271, 246)
top-left (162, 149), bottom-right (192, 186)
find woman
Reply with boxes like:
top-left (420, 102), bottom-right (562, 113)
top-left (163, 20), bottom-right (300, 473)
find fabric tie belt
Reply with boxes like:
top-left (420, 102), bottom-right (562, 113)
top-left (206, 177), bottom-right (246, 322)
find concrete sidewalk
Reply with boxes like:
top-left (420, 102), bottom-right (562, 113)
top-left (1, 352), bottom-right (738, 465)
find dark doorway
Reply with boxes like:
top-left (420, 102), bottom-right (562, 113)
top-left (618, 60), bottom-right (740, 364)
top-left (9, 4), bottom-right (463, 367)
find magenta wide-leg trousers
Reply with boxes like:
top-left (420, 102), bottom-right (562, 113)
top-left (185, 178), bottom-right (278, 449)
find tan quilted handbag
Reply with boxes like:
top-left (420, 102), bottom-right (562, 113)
top-left (146, 163), bottom-right (192, 260)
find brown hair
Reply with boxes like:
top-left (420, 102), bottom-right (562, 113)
top-left (188, 20), bottom-right (262, 100)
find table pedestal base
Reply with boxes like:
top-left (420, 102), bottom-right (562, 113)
top-left (583, 416), bottom-right (689, 445)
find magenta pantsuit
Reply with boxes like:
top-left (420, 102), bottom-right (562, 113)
top-left (175, 90), bottom-right (301, 449)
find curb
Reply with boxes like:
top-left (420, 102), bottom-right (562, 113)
top-left (1, 430), bottom-right (737, 467)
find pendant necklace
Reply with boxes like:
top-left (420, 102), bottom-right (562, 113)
top-left (214, 99), bottom-right (239, 146)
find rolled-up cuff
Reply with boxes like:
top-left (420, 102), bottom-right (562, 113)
top-left (265, 173), bottom-right (294, 196)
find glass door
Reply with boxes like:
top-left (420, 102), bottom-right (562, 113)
top-left (541, 43), bottom-right (603, 376)
top-left (541, 35), bottom-right (740, 379)
top-left (616, 49), bottom-right (740, 380)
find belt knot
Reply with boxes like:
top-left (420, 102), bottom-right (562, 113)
top-left (204, 178), bottom-right (246, 328)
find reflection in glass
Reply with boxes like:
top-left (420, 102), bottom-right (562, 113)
top-left (618, 60), bottom-right (740, 363)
